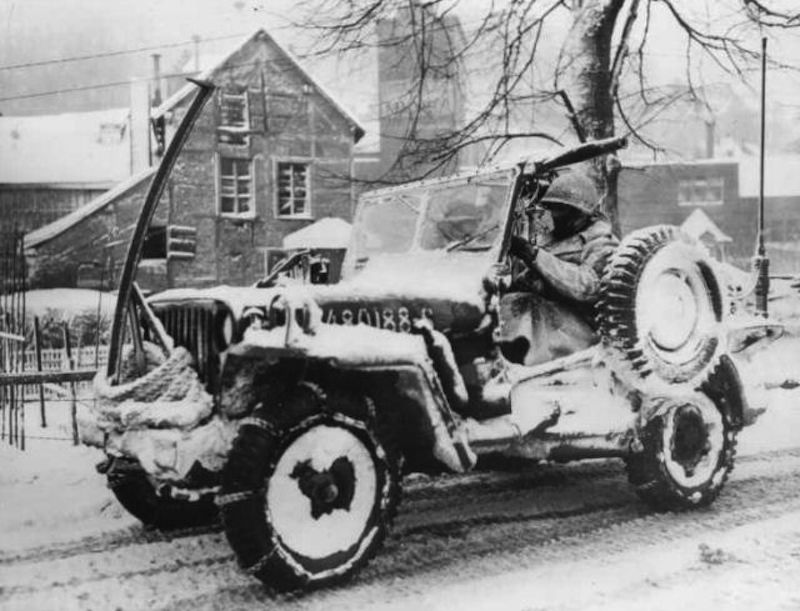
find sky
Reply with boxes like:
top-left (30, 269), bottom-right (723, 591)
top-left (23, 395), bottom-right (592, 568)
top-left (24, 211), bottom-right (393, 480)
top-left (0, 0), bottom-right (798, 155)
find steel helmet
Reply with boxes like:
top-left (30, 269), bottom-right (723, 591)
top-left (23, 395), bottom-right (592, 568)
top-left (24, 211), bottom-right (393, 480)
top-left (539, 172), bottom-right (600, 217)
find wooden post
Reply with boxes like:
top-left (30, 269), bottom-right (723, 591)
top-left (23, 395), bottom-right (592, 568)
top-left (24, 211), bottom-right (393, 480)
top-left (62, 323), bottom-right (79, 445)
top-left (33, 316), bottom-right (47, 428)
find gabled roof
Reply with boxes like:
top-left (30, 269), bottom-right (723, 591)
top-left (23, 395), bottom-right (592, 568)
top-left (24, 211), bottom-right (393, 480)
top-left (681, 208), bottom-right (732, 243)
top-left (0, 108), bottom-right (132, 185)
top-left (26, 166), bottom-right (155, 248)
top-left (152, 29), bottom-right (365, 143)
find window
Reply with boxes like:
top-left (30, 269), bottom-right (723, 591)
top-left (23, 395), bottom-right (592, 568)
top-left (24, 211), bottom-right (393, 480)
top-left (678, 177), bottom-right (724, 206)
top-left (218, 89), bottom-right (249, 146)
top-left (142, 225), bottom-right (167, 259)
top-left (219, 157), bottom-right (254, 216)
top-left (276, 161), bottom-right (310, 218)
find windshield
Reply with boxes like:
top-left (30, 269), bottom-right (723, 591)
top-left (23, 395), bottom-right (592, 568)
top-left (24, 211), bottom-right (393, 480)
top-left (348, 170), bottom-right (514, 268)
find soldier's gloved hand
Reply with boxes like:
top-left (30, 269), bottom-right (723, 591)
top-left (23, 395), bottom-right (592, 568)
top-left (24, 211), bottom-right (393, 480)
top-left (509, 236), bottom-right (538, 266)
top-left (482, 262), bottom-right (510, 296)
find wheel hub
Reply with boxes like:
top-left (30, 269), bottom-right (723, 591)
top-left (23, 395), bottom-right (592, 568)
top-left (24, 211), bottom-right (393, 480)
top-left (670, 407), bottom-right (710, 477)
top-left (290, 456), bottom-right (356, 519)
top-left (266, 422), bottom-right (379, 559)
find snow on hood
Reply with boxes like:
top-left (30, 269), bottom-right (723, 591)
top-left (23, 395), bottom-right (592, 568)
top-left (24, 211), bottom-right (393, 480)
top-left (150, 250), bottom-right (490, 318)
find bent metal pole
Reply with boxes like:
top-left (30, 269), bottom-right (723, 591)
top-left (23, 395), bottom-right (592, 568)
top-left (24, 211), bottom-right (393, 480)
top-left (106, 79), bottom-right (216, 380)
top-left (754, 37), bottom-right (769, 318)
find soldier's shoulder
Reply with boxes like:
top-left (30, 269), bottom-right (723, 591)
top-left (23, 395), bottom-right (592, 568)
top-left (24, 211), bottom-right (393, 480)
top-left (581, 219), bottom-right (617, 242)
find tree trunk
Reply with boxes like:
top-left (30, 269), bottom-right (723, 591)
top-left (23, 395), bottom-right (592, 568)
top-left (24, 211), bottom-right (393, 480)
top-left (559, 0), bottom-right (625, 234)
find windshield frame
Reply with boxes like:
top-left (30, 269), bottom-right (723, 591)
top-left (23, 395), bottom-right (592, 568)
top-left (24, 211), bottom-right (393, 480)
top-left (343, 167), bottom-right (519, 276)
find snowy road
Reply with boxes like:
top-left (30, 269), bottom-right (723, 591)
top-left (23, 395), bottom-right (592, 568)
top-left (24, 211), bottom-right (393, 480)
top-left (3, 337), bottom-right (800, 611)
top-left (3, 442), bottom-right (800, 610)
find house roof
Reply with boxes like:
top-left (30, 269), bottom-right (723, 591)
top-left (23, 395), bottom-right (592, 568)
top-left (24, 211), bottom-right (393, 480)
top-left (738, 154), bottom-right (800, 198)
top-left (25, 166), bottom-right (155, 248)
top-left (0, 108), bottom-right (132, 185)
top-left (283, 217), bottom-right (352, 250)
top-left (152, 29), bottom-right (365, 143)
top-left (681, 208), bottom-right (732, 243)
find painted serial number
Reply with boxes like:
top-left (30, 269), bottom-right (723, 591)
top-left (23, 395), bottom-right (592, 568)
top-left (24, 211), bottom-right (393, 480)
top-left (323, 306), bottom-right (434, 333)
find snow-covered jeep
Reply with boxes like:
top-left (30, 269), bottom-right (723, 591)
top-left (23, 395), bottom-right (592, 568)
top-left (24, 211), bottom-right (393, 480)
top-left (85, 85), bottom-right (752, 592)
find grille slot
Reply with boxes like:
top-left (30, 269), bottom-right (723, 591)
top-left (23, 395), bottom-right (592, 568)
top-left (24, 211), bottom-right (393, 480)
top-left (150, 301), bottom-right (225, 392)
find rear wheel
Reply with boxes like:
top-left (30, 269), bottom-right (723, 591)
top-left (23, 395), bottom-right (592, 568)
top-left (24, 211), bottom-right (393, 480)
top-left (220, 390), bottom-right (400, 591)
top-left (626, 392), bottom-right (737, 510)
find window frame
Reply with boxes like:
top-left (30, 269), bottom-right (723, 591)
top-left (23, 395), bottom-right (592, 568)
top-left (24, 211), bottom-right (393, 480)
top-left (274, 158), bottom-right (312, 219)
top-left (217, 88), bottom-right (250, 147)
top-left (677, 177), bottom-right (725, 207)
top-left (217, 155), bottom-right (255, 219)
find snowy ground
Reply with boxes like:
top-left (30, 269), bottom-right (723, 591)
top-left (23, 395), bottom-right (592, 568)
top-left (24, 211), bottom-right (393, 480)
top-left (2, 335), bottom-right (800, 609)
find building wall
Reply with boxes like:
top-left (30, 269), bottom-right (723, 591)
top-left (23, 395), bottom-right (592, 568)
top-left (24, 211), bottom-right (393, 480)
top-left (27, 178), bottom-right (151, 289)
top-left (0, 186), bottom-right (106, 239)
top-left (370, 4), bottom-right (465, 182)
top-left (28, 32), bottom-right (358, 292)
top-left (617, 162), bottom-right (757, 268)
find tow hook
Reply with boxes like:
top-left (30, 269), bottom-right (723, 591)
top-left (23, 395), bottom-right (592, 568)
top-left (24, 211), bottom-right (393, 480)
top-left (95, 457), bottom-right (112, 474)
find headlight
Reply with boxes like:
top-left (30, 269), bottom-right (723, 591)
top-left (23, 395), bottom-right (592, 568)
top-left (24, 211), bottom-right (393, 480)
top-left (219, 312), bottom-right (235, 347)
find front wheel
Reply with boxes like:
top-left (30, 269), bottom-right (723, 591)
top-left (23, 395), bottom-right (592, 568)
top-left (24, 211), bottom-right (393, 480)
top-left (220, 404), bottom-right (400, 591)
top-left (625, 392), bottom-right (737, 510)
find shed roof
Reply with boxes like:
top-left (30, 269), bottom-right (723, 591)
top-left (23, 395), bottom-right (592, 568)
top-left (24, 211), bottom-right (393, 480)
top-left (681, 208), bottom-right (732, 243)
top-left (152, 29), bottom-right (365, 143)
top-left (25, 166), bottom-right (155, 248)
top-left (0, 108), bottom-right (132, 186)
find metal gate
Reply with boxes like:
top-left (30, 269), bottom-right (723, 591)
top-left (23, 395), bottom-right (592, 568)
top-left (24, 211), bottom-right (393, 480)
top-left (0, 231), bottom-right (27, 448)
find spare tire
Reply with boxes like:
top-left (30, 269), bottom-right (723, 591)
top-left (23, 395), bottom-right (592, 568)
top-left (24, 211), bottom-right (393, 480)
top-left (597, 225), bottom-right (727, 390)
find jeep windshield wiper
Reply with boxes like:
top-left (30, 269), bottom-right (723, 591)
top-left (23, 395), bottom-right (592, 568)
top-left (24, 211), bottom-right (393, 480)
top-left (445, 223), bottom-right (499, 252)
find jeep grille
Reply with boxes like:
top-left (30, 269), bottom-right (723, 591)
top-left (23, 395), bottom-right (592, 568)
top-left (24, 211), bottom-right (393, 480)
top-left (150, 301), bottom-right (228, 392)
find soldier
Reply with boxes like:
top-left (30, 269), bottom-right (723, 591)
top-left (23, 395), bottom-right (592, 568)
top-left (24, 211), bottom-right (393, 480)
top-left (493, 171), bottom-right (620, 366)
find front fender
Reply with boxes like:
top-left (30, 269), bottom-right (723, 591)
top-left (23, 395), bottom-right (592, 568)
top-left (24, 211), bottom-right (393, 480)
top-left (223, 322), bottom-right (475, 473)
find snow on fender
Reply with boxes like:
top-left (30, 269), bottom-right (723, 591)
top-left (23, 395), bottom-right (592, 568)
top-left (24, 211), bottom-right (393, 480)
top-left (597, 225), bottom-right (728, 392)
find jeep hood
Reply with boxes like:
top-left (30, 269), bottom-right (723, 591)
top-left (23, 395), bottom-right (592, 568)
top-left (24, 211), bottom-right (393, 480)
top-left (149, 251), bottom-right (490, 333)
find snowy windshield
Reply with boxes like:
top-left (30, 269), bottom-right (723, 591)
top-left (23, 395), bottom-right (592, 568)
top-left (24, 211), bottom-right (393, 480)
top-left (348, 170), bottom-right (514, 267)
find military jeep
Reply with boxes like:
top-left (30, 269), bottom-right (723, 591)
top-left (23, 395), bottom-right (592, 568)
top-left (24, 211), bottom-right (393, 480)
top-left (87, 83), bottom-right (753, 592)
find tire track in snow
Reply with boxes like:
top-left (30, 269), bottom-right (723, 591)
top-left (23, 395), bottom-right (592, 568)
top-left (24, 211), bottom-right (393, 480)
top-left (4, 448), bottom-right (800, 609)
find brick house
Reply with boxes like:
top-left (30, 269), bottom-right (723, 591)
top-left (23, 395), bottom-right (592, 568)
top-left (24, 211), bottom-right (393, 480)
top-left (25, 29), bottom-right (365, 292)
top-left (617, 160), bottom-right (756, 269)
top-left (618, 155), bottom-right (800, 273)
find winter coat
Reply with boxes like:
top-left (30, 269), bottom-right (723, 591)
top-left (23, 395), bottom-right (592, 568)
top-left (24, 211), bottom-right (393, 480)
top-left (501, 218), bottom-right (619, 367)
top-left (514, 218), bottom-right (619, 317)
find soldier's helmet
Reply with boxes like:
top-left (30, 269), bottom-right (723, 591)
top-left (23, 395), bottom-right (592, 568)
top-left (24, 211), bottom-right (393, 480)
top-left (539, 172), bottom-right (600, 217)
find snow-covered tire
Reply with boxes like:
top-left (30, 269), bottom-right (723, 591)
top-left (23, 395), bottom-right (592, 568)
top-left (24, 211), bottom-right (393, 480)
top-left (625, 391), bottom-right (737, 510)
top-left (107, 461), bottom-right (218, 529)
top-left (219, 390), bottom-right (401, 592)
top-left (597, 225), bottom-right (727, 390)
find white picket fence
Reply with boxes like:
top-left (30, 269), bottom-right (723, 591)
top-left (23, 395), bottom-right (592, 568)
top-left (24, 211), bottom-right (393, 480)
top-left (21, 345), bottom-right (108, 399)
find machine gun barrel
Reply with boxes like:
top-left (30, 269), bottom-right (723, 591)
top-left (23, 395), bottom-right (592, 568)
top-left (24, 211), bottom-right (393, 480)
top-left (532, 135), bottom-right (628, 174)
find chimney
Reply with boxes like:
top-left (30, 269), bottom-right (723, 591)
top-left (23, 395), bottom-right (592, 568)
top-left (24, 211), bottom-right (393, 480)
top-left (192, 34), bottom-right (201, 73)
top-left (705, 119), bottom-right (715, 158)
top-left (151, 53), bottom-right (163, 108)
top-left (129, 79), bottom-right (151, 172)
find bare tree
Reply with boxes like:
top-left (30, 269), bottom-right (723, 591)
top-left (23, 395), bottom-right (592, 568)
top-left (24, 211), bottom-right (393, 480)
top-left (292, 0), bottom-right (800, 230)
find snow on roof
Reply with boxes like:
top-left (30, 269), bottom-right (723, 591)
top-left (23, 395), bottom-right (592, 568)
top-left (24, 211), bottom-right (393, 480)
top-left (0, 108), bottom-right (132, 185)
top-left (681, 208), bottom-right (732, 243)
top-left (26, 166), bottom-right (155, 248)
top-left (739, 154), bottom-right (800, 198)
top-left (152, 29), bottom-right (365, 143)
top-left (283, 217), bottom-right (352, 250)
